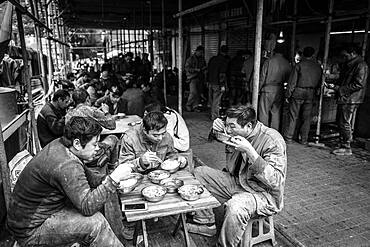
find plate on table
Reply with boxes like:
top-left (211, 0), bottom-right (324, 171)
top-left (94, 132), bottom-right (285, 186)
top-left (113, 113), bottom-right (126, 120)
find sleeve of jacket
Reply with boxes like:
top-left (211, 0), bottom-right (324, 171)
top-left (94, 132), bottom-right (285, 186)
top-left (249, 138), bottom-right (287, 190)
top-left (185, 56), bottom-right (196, 74)
top-left (339, 62), bottom-right (368, 96)
top-left (118, 133), bottom-right (145, 172)
top-left (94, 96), bottom-right (105, 108)
top-left (45, 114), bottom-right (65, 136)
top-left (54, 160), bottom-right (118, 216)
top-left (285, 64), bottom-right (299, 99)
top-left (259, 60), bottom-right (269, 91)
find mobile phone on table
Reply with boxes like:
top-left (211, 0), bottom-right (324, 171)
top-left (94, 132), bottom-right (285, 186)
top-left (122, 202), bottom-right (148, 212)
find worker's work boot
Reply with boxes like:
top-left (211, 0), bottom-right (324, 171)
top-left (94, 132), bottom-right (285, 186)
top-left (332, 148), bottom-right (352, 156)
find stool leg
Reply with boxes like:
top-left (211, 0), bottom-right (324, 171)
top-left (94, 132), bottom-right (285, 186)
top-left (133, 221), bottom-right (140, 246)
top-left (243, 221), bottom-right (253, 247)
top-left (269, 217), bottom-right (277, 246)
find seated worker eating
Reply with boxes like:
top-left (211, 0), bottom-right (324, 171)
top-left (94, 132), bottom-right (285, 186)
top-left (7, 116), bottom-right (132, 247)
top-left (187, 105), bottom-right (287, 247)
top-left (119, 111), bottom-right (187, 173)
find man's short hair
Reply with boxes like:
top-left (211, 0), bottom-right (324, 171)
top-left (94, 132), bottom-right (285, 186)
top-left (126, 52), bottom-right (134, 58)
top-left (342, 44), bottom-right (361, 55)
top-left (109, 85), bottom-right (123, 97)
top-left (52, 89), bottom-right (70, 102)
top-left (220, 45), bottom-right (228, 53)
top-left (144, 102), bottom-right (165, 113)
top-left (226, 105), bottom-right (257, 128)
top-left (143, 111), bottom-right (168, 132)
top-left (195, 46), bottom-right (204, 52)
top-left (72, 89), bottom-right (89, 105)
top-left (62, 116), bottom-right (102, 148)
top-left (303, 47), bottom-right (315, 57)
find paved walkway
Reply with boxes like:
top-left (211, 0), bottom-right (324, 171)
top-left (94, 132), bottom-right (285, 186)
top-left (184, 111), bottom-right (370, 247)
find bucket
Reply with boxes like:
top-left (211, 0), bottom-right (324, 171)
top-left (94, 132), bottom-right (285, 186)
top-left (0, 87), bottom-right (18, 127)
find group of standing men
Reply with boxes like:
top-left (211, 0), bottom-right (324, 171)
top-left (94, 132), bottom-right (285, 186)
top-left (185, 43), bottom-right (368, 155)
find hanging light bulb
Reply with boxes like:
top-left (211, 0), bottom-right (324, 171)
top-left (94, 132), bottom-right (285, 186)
top-left (277, 31), bottom-right (285, 43)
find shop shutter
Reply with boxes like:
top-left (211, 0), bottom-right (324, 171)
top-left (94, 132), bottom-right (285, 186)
top-left (205, 32), bottom-right (219, 63)
top-left (228, 28), bottom-right (248, 58)
top-left (190, 26), bottom-right (202, 55)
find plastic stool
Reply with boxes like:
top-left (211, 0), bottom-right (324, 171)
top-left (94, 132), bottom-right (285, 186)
top-left (242, 216), bottom-right (277, 247)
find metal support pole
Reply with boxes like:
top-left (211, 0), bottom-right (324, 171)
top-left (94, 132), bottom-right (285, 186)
top-left (141, 2), bottom-right (145, 54)
top-left (123, 29), bottom-right (126, 51)
top-left (251, 0), bottom-right (264, 112)
top-left (29, 0), bottom-right (47, 91)
top-left (43, 0), bottom-right (53, 92)
top-left (134, 9), bottom-right (137, 56)
top-left (362, 0), bottom-right (370, 57)
top-left (116, 29), bottom-right (119, 52)
top-left (162, 0), bottom-right (167, 105)
top-left (120, 29), bottom-right (123, 52)
top-left (16, 9), bottom-right (40, 153)
top-left (291, 0), bottom-right (297, 63)
top-left (128, 29), bottom-right (131, 52)
top-left (178, 0), bottom-right (183, 114)
top-left (149, 0), bottom-right (154, 62)
top-left (315, 0), bottom-right (334, 144)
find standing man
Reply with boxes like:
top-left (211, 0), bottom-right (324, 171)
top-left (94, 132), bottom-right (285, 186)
top-left (284, 47), bottom-right (322, 144)
top-left (37, 89), bottom-right (71, 147)
top-left (186, 105), bottom-right (287, 247)
top-left (327, 44), bottom-right (368, 155)
top-left (228, 50), bottom-right (246, 106)
top-left (258, 45), bottom-right (291, 131)
top-left (185, 45), bottom-right (207, 112)
top-left (208, 45), bottom-right (230, 120)
top-left (241, 50), bottom-right (254, 104)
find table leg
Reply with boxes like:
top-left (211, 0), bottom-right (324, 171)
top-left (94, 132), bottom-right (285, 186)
top-left (133, 221), bottom-right (140, 246)
top-left (181, 213), bottom-right (191, 247)
top-left (172, 215), bottom-right (182, 236)
top-left (141, 220), bottom-right (149, 247)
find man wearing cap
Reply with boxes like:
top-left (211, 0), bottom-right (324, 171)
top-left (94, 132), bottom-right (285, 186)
top-left (185, 45), bottom-right (207, 112)
top-left (7, 113), bottom-right (132, 246)
top-left (37, 89), bottom-right (71, 147)
top-left (284, 47), bottom-right (322, 144)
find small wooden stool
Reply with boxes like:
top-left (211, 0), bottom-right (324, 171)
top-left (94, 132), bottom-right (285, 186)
top-left (242, 216), bottom-right (277, 247)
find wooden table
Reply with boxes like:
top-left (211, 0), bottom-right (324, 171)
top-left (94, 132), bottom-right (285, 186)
top-left (120, 169), bottom-right (221, 247)
top-left (101, 115), bottom-right (141, 135)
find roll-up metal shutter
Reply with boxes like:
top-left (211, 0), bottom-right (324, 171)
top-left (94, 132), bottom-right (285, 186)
top-left (205, 33), bottom-right (219, 63)
top-left (228, 28), bottom-right (248, 58)
top-left (190, 26), bottom-right (202, 55)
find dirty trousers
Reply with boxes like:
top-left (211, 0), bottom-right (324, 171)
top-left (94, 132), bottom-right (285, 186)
top-left (192, 166), bottom-right (270, 247)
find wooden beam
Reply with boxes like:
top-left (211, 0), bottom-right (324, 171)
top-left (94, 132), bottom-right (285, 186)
top-left (2, 110), bottom-right (28, 141)
top-left (8, 0), bottom-right (51, 32)
top-left (0, 121), bottom-right (11, 211)
top-left (162, 0), bottom-right (167, 106)
top-left (173, 0), bottom-right (227, 18)
top-left (251, 0), bottom-right (264, 112)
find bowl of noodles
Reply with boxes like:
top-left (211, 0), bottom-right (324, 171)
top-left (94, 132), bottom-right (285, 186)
top-left (141, 185), bottom-right (167, 202)
top-left (118, 173), bottom-right (144, 194)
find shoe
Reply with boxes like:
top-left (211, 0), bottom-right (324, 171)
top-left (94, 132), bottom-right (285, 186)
top-left (299, 140), bottom-right (308, 145)
top-left (284, 137), bottom-right (294, 144)
top-left (122, 222), bottom-right (136, 240)
top-left (332, 148), bottom-right (352, 156)
top-left (186, 218), bottom-right (216, 237)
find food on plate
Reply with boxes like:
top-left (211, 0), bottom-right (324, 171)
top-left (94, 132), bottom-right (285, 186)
top-left (178, 184), bottom-right (204, 201)
top-left (142, 185), bottom-right (167, 202)
top-left (159, 178), bottom-right (184, 193)
top-left (160, 159), bottom-right (180, 173)
top-left (148, 170), bottom-right (171, 183)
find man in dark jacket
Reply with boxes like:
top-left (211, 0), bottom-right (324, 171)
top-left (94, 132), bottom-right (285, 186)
top-left (258, 45), bottom-right (291, 131)
top-left (284, 47), bottom-right (322, 144)
top-left (185, 46), bottom-right (207, 112)
top-left (208, 45), bottom-right (230, 120)
top-left (7, 116), bottom-right (132, 246)
top-left (37, 89), bottom-right (71, 147)
top-left (95, 84), bottom-right (127, 115)
top-left (327, 44), bottom-right (368, 155)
